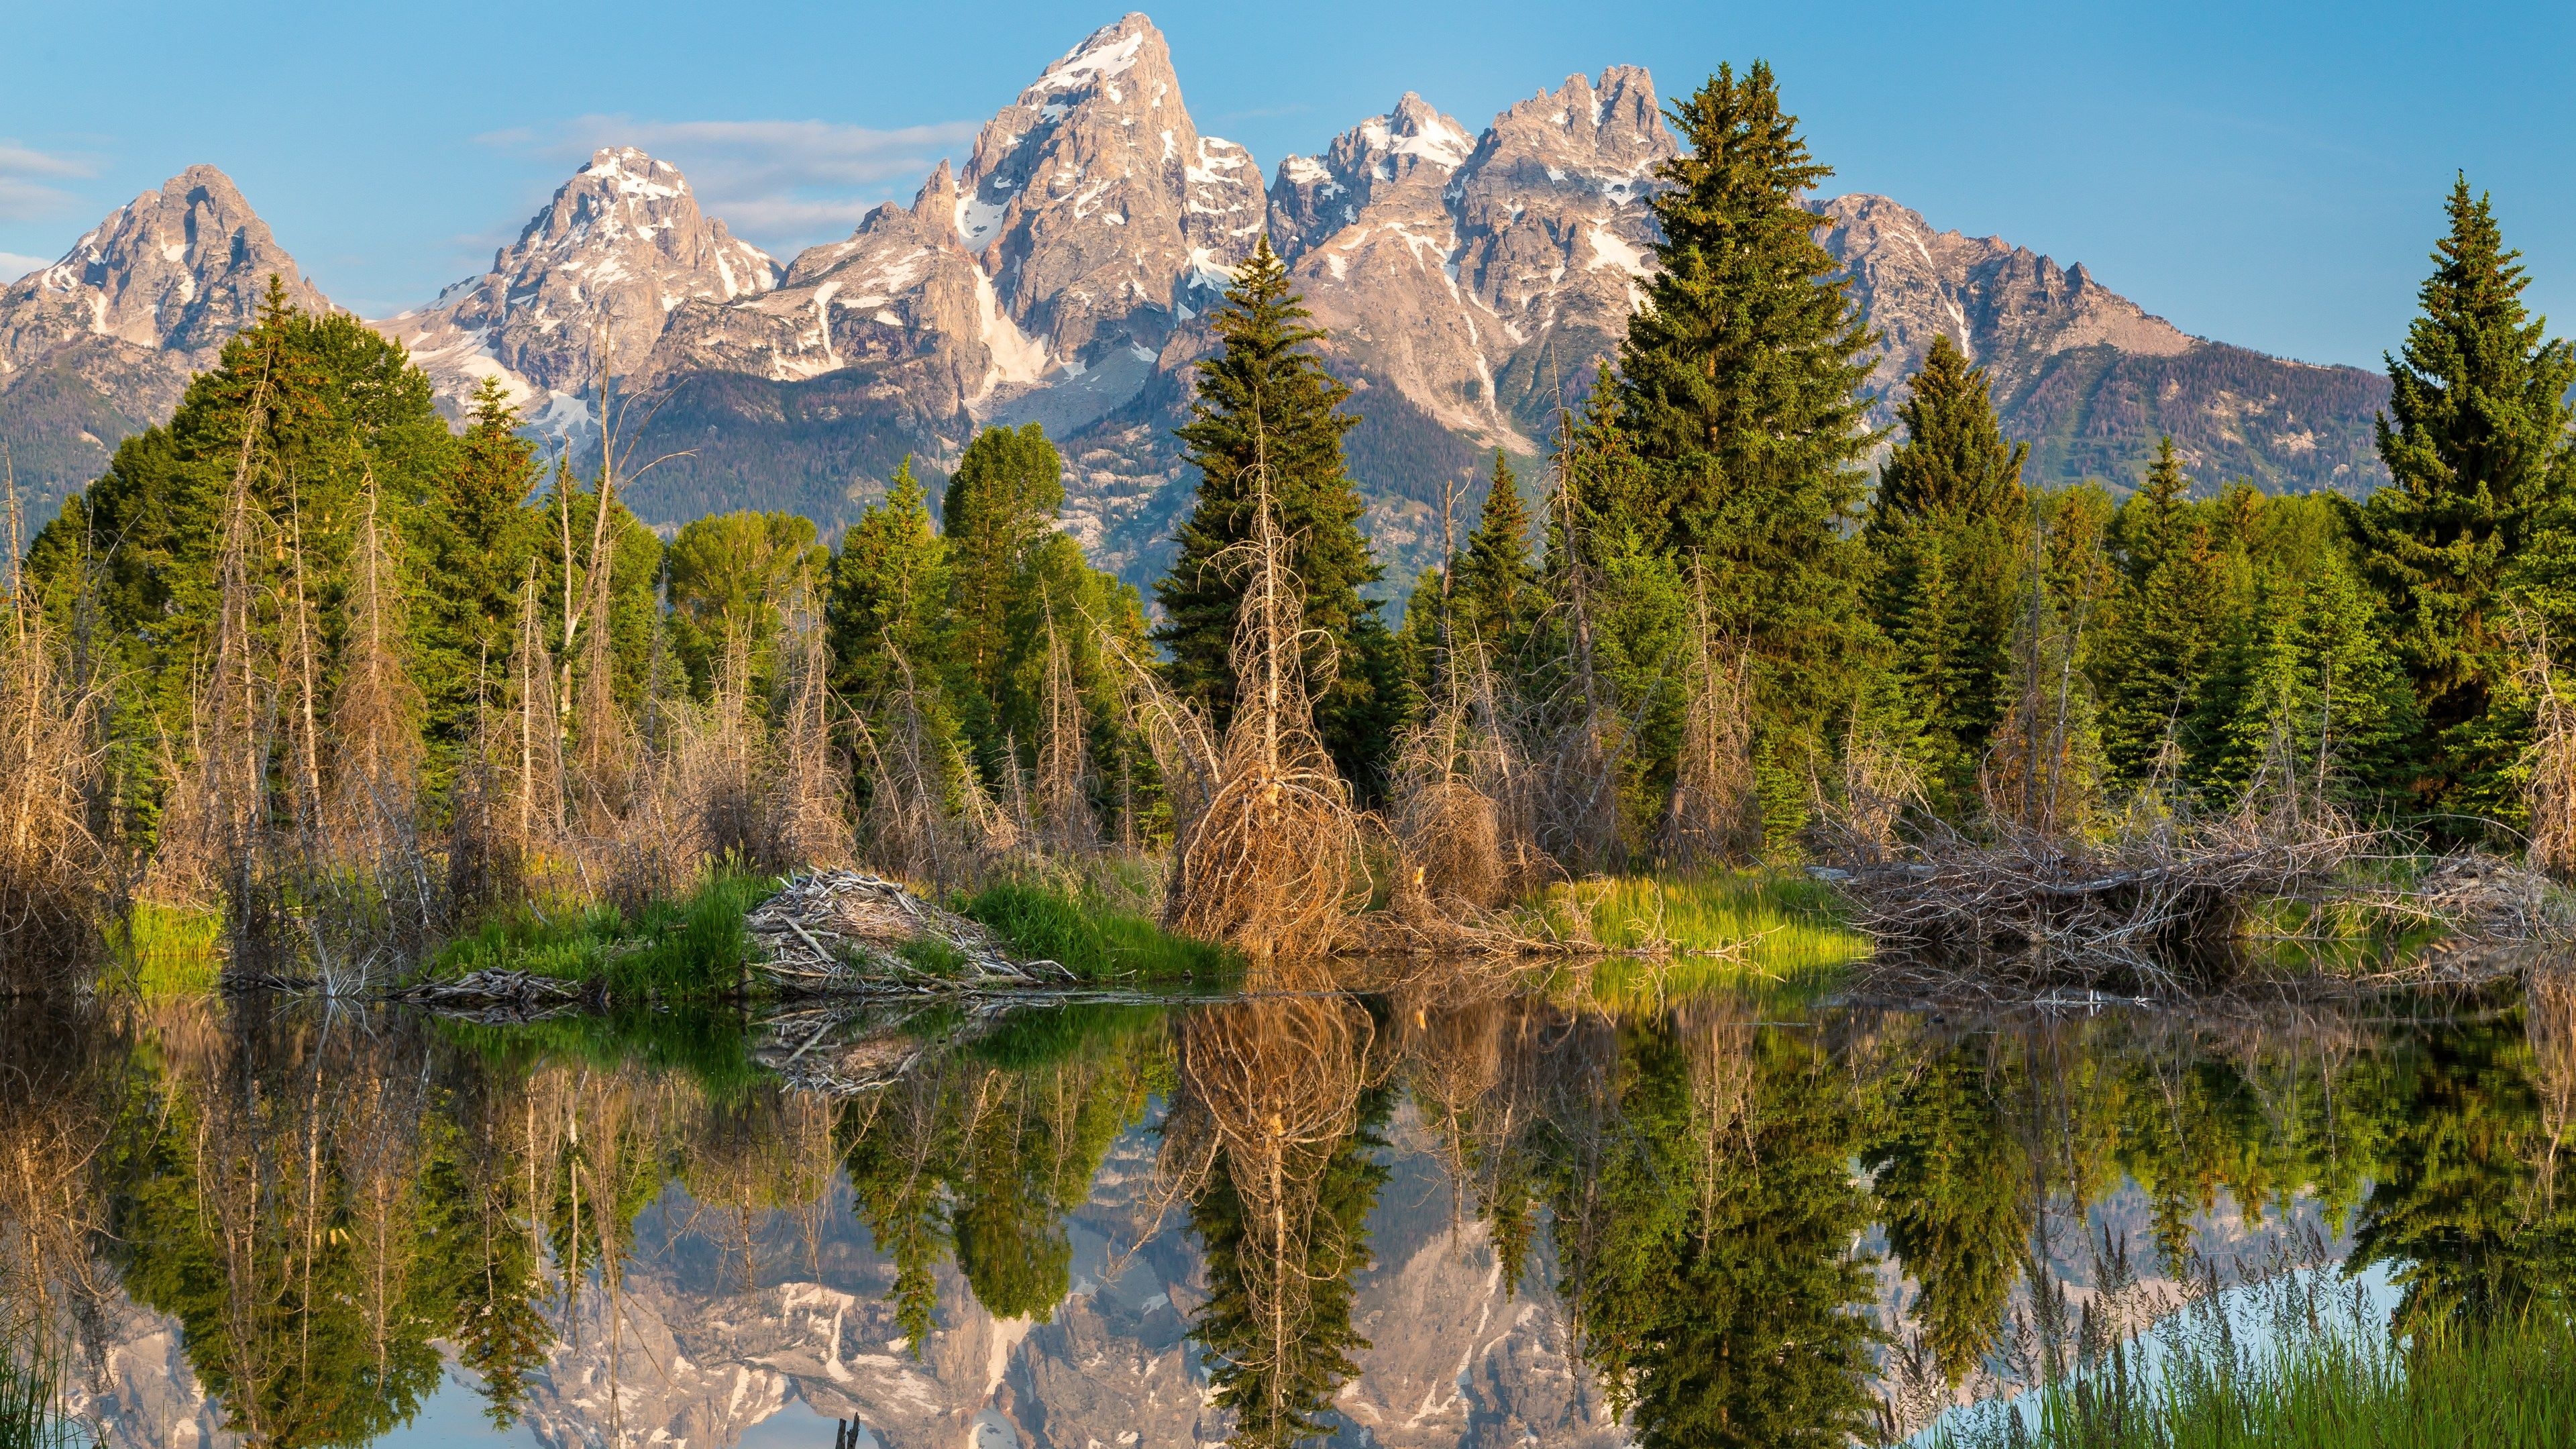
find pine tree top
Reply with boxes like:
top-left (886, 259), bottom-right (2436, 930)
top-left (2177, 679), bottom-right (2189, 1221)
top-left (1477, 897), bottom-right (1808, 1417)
top-left (2376, 176), bottom-right (2576, 516)
top-left (1871, 333), bottom-right (2027, 527)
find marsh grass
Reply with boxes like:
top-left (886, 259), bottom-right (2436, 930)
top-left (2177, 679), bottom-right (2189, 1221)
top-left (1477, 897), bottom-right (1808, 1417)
top-left (958, 879), bottom-right (1237, 983)
top-left (428, 867), bottom-right (772, 998)
top-left (1933, 1277), bottom-right (2576, 1449)
top-left (105, 902), bottom-right (224, 995)
top-left (0, 1319), bottom-right (85, 1449)
top-left (1532, 871), bottom-right (1869, 974)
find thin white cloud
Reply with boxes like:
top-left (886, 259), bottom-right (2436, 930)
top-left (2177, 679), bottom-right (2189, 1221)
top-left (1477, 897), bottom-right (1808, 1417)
top-left (0, 140), bottom-right (99, 224)
top-left (483, 115), bottom-right (979, 256)
top-left (0, 250), bottom-right (52, 281)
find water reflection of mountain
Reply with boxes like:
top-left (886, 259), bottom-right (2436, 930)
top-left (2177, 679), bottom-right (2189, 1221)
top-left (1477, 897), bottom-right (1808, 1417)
top-left (7, 980), bottom-right (2569, 1448)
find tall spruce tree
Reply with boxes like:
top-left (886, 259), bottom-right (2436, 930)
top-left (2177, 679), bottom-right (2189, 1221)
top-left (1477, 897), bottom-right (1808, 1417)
top-left (2092, 440), bottom-right (2233, 785)
top-left (828, 460), bottom-right (949, 708)
top-left (2346, 177), bottom-right (2576, 818)
top-left (1155, 235), bottom-right (1392, 788)
top-left (1865, 334), bottom-right (2031, 809)
top-left (1454, 448), bottom-right (1542, 657)
top-left (421, 378), bottom-right (541, 753)
top-left (1612, 62), bottom-right (1880, 747)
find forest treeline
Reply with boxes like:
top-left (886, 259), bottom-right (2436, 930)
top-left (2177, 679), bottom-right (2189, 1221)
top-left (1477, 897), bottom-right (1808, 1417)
top-left (3, 60), bottom-right (2573, 973)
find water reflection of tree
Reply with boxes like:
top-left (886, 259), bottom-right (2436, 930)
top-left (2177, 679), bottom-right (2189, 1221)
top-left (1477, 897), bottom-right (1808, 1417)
top-left (1868, 1038), bottom-right (2031, 1385)
top-left (1541, 1002), bottom-right (1881, 1449)
top-left (1166, 995), bottom-right (1390, 1448)
top-left (2349, 992), bottom-right (2576, 1330)
top-left (105, 1003), bottom-right (465, 1446)
top-left (835, 1013), bottom-right (1159, 1345)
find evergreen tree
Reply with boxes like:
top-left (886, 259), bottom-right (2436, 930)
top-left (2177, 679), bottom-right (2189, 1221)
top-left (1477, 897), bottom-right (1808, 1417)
top-left (421, 378), bottom-right (539, 751)
top-left (2092, 441), bottom-right (2233, 785)
top-left (828, 461), bottom-right (951, 706)
top-left (1613, 62), bottom-right (1880, 748)
top-left (2345, 177), bottom-right (2576, 818)
top-left (1866, 335), bottom-right (2031, 808)
top-left (1453, 448), bottom-right (1541, 656)
top-left (943, 423), bottom-right (1067, 759)
top-left (1154, 235), bottom-right (1392, 789)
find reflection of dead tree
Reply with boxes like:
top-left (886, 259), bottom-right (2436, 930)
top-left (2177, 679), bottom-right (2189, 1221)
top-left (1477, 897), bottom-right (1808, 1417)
top-left (1164, 466), bottom-right (1361, 961)
top-left (1168, 992), bottom-right (1375, 1440)
top-left (2531, 969), bottom-right (2576, 1212)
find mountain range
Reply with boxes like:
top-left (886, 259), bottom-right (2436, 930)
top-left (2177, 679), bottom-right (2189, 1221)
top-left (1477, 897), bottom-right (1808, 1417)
top-left (0, 12), bottom-right (2390, 590)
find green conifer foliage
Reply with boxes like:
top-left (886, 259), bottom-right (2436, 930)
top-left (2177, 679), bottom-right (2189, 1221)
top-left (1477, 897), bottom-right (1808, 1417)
top-left (2346, 177), bottom-right (2576, 816)
top-left (1866, 334), bottom-right (2032, 808)
top-left (28, 279), bottom-right (453, 828)
top-left (2092, 441), bottom-right (2235, 785)
top-left (943, 423), bottom-right (1067, 737)
top-left (420, 378), bottom-right (540, 750)
top-left (1612, 62), bottom-right (1880, 747)
top-left (1154, 235), bottom-right (1391, 787)
top-left (1453, 448), bottom-right (1541, 656)
top-left (828, 460), bottom-right (950, 706)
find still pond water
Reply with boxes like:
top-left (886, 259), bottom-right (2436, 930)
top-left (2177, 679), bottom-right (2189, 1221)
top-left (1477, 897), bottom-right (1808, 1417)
top-left (1, 972), bottom-right (2564, 1448)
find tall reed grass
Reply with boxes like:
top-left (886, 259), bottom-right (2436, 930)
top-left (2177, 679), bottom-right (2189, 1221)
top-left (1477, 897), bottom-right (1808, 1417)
top-left (1931, 1274), bottom-right (2576, 1448)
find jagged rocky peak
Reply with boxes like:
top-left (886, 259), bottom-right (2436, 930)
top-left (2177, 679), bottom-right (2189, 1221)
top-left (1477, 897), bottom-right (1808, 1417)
top-left (1817, 191), bottom-right (2193, 402)
top-left (953, 11), bottom-right (1261, 358)
top-left (0, 164), bottom-right (325, 375)
top-left (378, 145), bottom-right (778, 426)
top-left (1268, 92), bottom-right (1474, 260)
top-left (1479, 66), bottom-right (1672, 189)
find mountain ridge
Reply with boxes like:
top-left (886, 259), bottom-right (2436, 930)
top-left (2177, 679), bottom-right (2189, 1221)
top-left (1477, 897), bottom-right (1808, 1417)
top-left (0, 13), bottom-right (2391, 568)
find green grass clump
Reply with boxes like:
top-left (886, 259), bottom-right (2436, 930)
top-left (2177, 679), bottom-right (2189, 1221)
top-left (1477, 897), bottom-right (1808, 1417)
top-left (427, 869), bottom-right (771, 999)
top-left (1533, 870), bottom-right (1868, 983)
top-left (957, 879), bottom-right (1234, 984)
top-left (0, 1318), bottom-right (84, 1449)
top-left (106, 902), bottom-right (223, 995)
top-left (1933, 1289), bottom-right (2576, 1448)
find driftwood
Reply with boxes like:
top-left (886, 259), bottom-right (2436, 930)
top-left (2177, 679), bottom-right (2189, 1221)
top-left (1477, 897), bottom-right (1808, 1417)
top-left (745, 869), bottom-right (1075, 994)
top-left (384, 969), bottom-right (582, 1018)
top-left (1832, 821), bottom-right (2374, 989)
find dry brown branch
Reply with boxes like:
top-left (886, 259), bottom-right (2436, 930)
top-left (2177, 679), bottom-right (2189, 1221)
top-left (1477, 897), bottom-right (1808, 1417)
top-left (1164, 465), bottom-right (1362, 961)
top-left (1664, 565), bottom-right (1758, 867)
top-left (1835, 812), bottom-right (2376, 991)
top-left (2514, 610), bottom-right (2576, 879)
top-left (0, 445), bottom-right (112, 972)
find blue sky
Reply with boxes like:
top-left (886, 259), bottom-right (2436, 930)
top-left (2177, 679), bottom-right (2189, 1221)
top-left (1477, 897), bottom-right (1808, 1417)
top-left (2, 1), bottom-right (2568, 370)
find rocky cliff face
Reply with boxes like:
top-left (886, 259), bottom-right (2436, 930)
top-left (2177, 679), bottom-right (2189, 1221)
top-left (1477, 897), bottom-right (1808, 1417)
top-left (0, 165), bottom-right (329, 527)
top-left (376, 146), bottom-right (779, 431)
top-left (5, 11), bottom-right (2392, 576)
top-left (1820, 193), bottom-right (2386, 494)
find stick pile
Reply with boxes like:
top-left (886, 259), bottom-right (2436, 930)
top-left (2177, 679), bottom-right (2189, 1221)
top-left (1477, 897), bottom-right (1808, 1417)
top-left (745, 869), bottom-right (1075, 991)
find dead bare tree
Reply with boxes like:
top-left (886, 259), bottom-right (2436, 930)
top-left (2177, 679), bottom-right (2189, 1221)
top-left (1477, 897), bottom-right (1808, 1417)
top-left (2514, 610), bottom-right (2576, 879)
top-left (0, 442), bottom-right (111, 972)
top-left (1164, 456), bottom-right (1362, 962)
top-left (1662, 561), bottom-right (1759, 867)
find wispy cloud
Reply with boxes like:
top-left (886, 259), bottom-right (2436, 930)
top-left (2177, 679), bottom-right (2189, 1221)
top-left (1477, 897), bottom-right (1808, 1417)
top-left (0, 250), bottom-right (52, 281)
top-left (0, 141), bottom-right (99, 225)
top-left (482, 115), bottom-right (980, 254)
